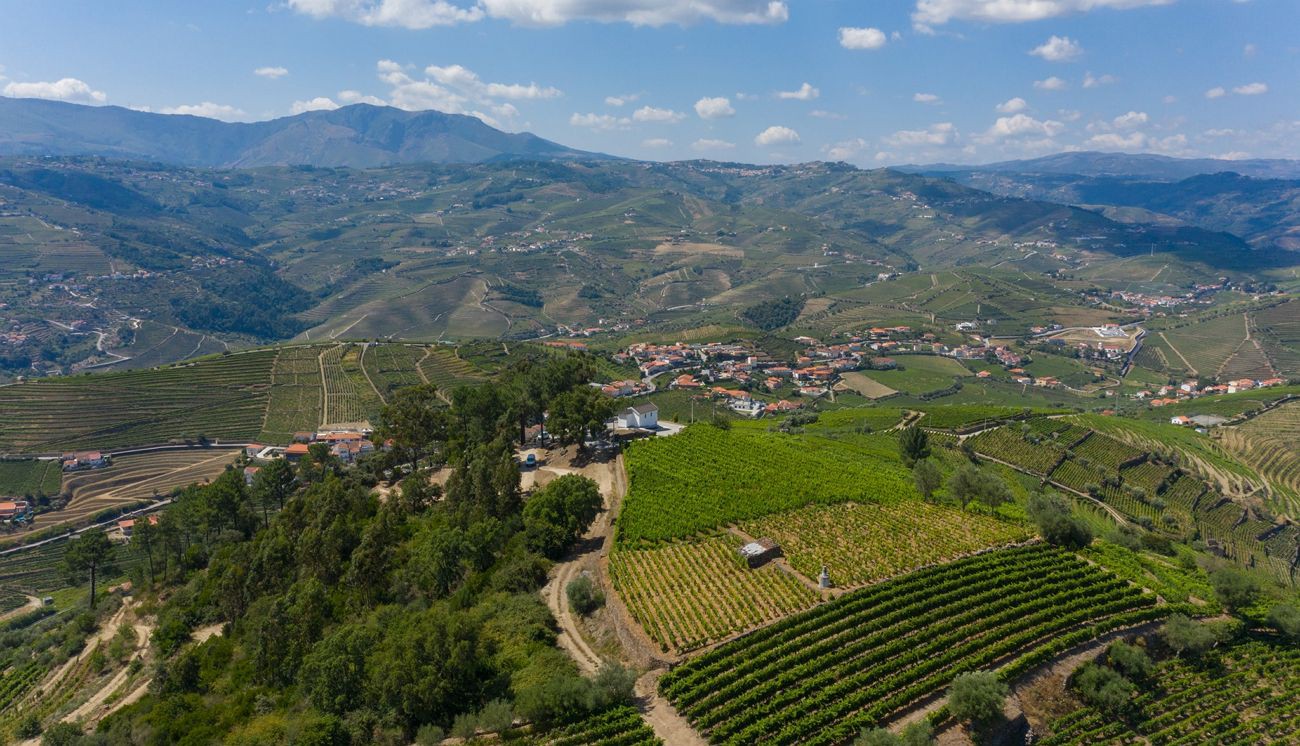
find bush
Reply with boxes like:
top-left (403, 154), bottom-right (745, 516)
top-left (1268, 604), bottom-right (1300, 640)
top-left (1026, 491), bottom-right (1093, 549)
top-left (855, 721), bottom-right (934, 746)
top-left (947, 670), bottom-right (1006, 723)
top-left (476, 699), bottom-right (515, 733)
top-left (1106, 641), bottom-right (1152, 680)
top-left (589, 662), bottom-right (637, 711)
top-left (566, 575), bottom-right (606, 616)
top-left (1073, 662), bottom-right (1135, 713)
top-left (1162, 614), bottom-right (1217, 657)
top-left (1208, 566), bottom-right (1258, 612)
top-left (414, 725), bottom-right (444, 746)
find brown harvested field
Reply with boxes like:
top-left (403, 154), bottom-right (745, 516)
top-left (44, 449), bottom-right (238, 530)
top-left (838, 371), bottom-right (898, 399)
top-left (1046, 325), bottom-right (1141, 352)
top-left (652, 241), bottom-right (743, 258)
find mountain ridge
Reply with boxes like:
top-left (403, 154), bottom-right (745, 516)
top-left (904, 150), bottom-right (1300, 180)
top-left (0, 97), bottom-right (611, 167)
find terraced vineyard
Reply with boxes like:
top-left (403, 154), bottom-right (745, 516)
top-left (362, 344), bottom-right (428, 400)
top-left (1253, 299), bottom-right (1300, 375)
top-left (52, 449), bottom-right (238, 529)
top-left (609, 535), bottom-right (819, 653)
top-left (0, 459), bottom-right (62, 497)
top-left (260, 346), bottom-right (325, 443)
top-left (416, 346), bottom-right (485, 392)
top-left (0, 536), bottom-right (142, 598)
top-left (969, 427), bottom-right (1065, 474)
top-left (619, 424), bottom-right (915, 545)
top-left (525, 705), bottom-right (661, 745)
top-left (1071, 432), bottom-right (1145, 471)
top-left (660, 544), bottom-right (1168, 745)
top-left (1042, 639), bottom-right (1300, 745)
top-left (0, 351), bottom-right (275, 452)
top-left (737, 501), bottom-right (1030, 589)
top-left (318, 344), bottom-right (385, 425)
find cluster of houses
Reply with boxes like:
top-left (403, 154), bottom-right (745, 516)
top-left (595, 379), bottom-right (654, 398)
top-left (241, 428), bottom-right (382, 473)
top-left (0, 499), bottom-right (34, 526)
top-left (61, 451), bottom-right (109, 472)
top-left (1138, 377), bottom-right (1289, 413)
top-left (117, 513), bottom-right (158, 540)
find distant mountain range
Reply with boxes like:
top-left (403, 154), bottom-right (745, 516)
top-left (906, 151), bottom-right (1300, 181)
top-left (0, 97), bottom-right (609, 167)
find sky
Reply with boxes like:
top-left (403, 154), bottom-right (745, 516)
top-left (1, 0), bottom-right (1297, 166)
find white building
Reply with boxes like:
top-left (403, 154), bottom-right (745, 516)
top-left (616, 403), bottom-right (659, 430)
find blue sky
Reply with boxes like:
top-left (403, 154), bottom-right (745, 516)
top-left (1, 0), bottom-right (1296, 165)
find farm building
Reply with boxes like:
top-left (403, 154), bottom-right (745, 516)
top-left (61, 451), bottom-right (109, 472)
top-left (0, 500), bottom-right (33, 524)
top-left (616, 403), bottom-right (659, 430)
top-left (284, 443), bottom-right (311, 461)
top-left (739, 538), bottom-right (782, 568)
top-left (117, 513), bottom-right (159, 540)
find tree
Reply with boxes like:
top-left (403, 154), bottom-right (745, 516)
top-left (252, 457), bottom-right (296, 518)
top-left (946, 465), bottom-right (1012, 512)
top-left (1026, 491), bottom-right (1093, 549)
top-left (566, 574), bottom-right (605, 615)
top-left (1162, 614), bottom-right (1217, 657)
top-left (912, 459), bottom-right (942, 502)
top-left (1267, 603), bottom-right (1300, 640)
top-left (947, 670), bottom-right (1006, 723)
top-left (1208, 566), bottom-right (1258, 612)
top-left (377, 384), bottom-right (447, 466)
top-left (524, 475), bottom-right (603, 558)
top-left (898, 426), bottom-right (931, 468)
top-left (63, 530), bottom-right (118, 609)
top-left (548, 386), bottom-right (615, 451)
top-left (1072, 662), bottom-right (1135, 713)
top-left (1106, 641), bottom-right (1152, 680)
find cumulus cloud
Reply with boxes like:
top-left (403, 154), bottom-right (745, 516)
top-left (159, 102), bottom-right (247, 121)
top-left (825, 137), bottom-right (868, 160)
top-left (777, 82), bottom-right (819, 100)
top-left (1082, 71), bottom-right (1115, 88)
top-left (914, 92), bottom-right (941, 104)
top-left (886, 122), bottom-right (956, 147)
top-left (287, 0), bottom-right (483, 28)
top-left (291, 96), bottom-right (341, 114)
top-left (1033, 76), bottom-right (1067, 91)
top-left (839, 26), bottom-right (887, 50)
top-left (692, 138), bottom-right (735, 151)
top-left (1030, 35), bottom-right (1083, 62)
top-left (984, 113), bottom-right (1065, 139)
top-left (339, 89), bottom-right (387, 105)
top-left (1233, 82), bottom-right (1268, 95)
top-left (1112, 110), bottom-right (1147, 129)
top-left (809, 109), bottom-right (846, 120)
top-left (255, 66), bottom-right (289, 79)
top-left (641, 137), bottom-right (672, 148)
top-left (632, 105), bottom-right (685, 123)
top-left (1204, 86), bottom-right (1226, 99)
top-left (1084, 131), bottom-right (1146, 150)
top-left (996, 97), bottom-right (1027, 113)
top-left (912, 0), bottom-right (1173, 31)
top-left (569, 112), bottom-right (630, 131)
top-left (755, 125), bottom-right (800, 146)
top-left (375, 60), bottom-right (558, 126)
top-left (605, 93), bottom-right (639, 106)
top-left (2, 77), bottom-right (107, 104)
top-left (694, 96), bottom-right (735, 119)
top-left (291, 0), bottom-right (790, 27)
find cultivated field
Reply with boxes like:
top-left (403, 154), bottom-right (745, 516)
top-left (837, 372), bottom-right (897, 399)
top-left (660, 544), bottom-right (1169, 745)
top-left (259, 346), bottom-right (326, 443)
top-left (0, 459), bottom-right (62, 497)
top-left (738, 501), bottom-right (1030, 589)
top-left (859, 355), bottom-right (971, 395)
top-left (609, 535), bottom-right (819, 653)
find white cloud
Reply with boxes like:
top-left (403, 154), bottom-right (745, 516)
top-left (339, 89), bottom-right (387, 106)
top-left (996, 97), bottom-right (1027, 113)
top-left (291, 96), bottom-right (341, 114)
top-left (825, 137), bottom-right (868, 160)
top-left (694, 96), bottom-right (735, 119)
top-left (886, 122), bottom-right (956, 147)
top-left (1162, 95), bottom-right (1177, 104)
top-left (692, 138), bottom-right (736, 151)
top-left (1082, 71), bottom-right (1115, 88)
top-left (984, 113), bottom-right (1064, 139)
top-left (777, 82), bottom-right (820, 101)
top-left (755, 125), bottom-right (800, 146)
top-left (287, 0), bottom-right (484, 28)
top-left (839, 26), bottom-right (887, 50)
top-left (569, 112), bottom-right (630, 131)
top-left (1084, 131), bottom-right (1146, 150)
top-left (159, 102), bottom-right (247, 121)
top-left (1033, 76), bottom-right (1067, 91)
top-left (375, 60), bottom-right (557, 125)
top-left (1204, 86), bottom-right (1226, 99)
top-left (632, 105), bottom-right (685, 123)
top-left (1203, 128), bottom-right (1236, 138)
top-left (641, 138), bottom-right (672, 148)
top-left (913, 92), bottom-right (941, 104)
top-left (605, 93), bottom-right (640, 106)
top-left (912, 0), bottom-right (1173, 30)
top-left (2, 77), bottom-right (107, 104)
top-left (1030, 35), bottom-right (1083, 62)
top-left (1243, 43), bottom-right (1257, 57)
top-left (809, 109), bottom-right (846, 120)
top-left (254, 66), bottom-right (289, 79)
top-left (1112, 111), bottom-right (1147, 129)
top-left (299, 0), bottom-right (792, 26)
top-left (1233, 82), bottom-right (1267, 95)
